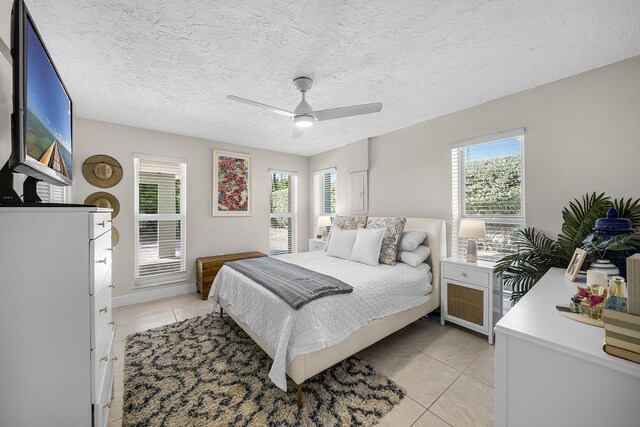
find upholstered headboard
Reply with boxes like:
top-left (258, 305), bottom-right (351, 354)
top-left (404, 217), bottom-right (447, 312)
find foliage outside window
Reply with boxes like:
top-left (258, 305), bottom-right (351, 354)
top-left (134, 156), bottom-right (187, 287)
top-left (313, 167), bottom-right (336, 236)
top-left (270, 171), bottom-right (297, 255)
top-left (452, 132), bottom-right (525, 261)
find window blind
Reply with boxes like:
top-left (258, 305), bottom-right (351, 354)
top-left (134, 156), bottom-right (187, 287)
top-left (312, 167), bottom-right (336, 237)
top-left (269, 170), bottom-right (297, 255)
top-left (451, 131), bottom-right (525, 261)
top-left (36, 181), bottom-right (66, 203)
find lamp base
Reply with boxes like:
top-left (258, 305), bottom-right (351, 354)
top-left (466, 239), bottom-right (478, 263)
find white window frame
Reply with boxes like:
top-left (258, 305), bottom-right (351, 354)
top-left (134, 153), bottom-right (187, 288)
top-left (269, 169), bottom-right (298, 255)
top-left (313, 167), bottom-right (337, 236)
top-left (451, 128), bottom-right (526, 261)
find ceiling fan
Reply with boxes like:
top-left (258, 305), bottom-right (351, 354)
top-left (228, 77), bottom-right (382, 128)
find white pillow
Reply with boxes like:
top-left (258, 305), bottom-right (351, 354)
top-left (398, 245), bottom-right (431, 267)
top-left (326, 227), bottom-right (358, 260)
top-left (350, 228), bottom-right (385, 266)
top-left (398, 231), bottom-right (428, 252)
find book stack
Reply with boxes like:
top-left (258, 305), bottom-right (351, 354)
top-left (627, 254), bottom-right (640, 315)
top-left (603, 296), bottom-right (640, 363)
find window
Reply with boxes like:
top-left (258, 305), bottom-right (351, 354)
top-left (451, 129), bottom-right (525, 261)
top-left (312, 167), bottom-right (336, 235)
top-left (270, 170), bottom-right (298, 255)
top-left (134, 155), bottom-right (186, 287)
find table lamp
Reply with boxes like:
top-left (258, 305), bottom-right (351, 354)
top-left (317, 216), bottom-right (332, 240)
top-left (458, 219), bottom-right (486, 263)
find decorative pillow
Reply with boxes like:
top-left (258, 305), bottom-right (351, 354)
top-left (324, 215), bottom-right (368, 251)
top-left (398, 245), bottom-right (431, 267)
top-left (350, 228), bottom-right (385, 266)
top-left (326, 227), bottom-right (358, 260)
top-left (398, 231), bottom-right (428, 252)
top-left (365, 217), bottom-right (406, 265)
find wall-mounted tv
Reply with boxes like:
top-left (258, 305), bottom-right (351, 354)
top-left (9, 0), bottom-right (73, 188)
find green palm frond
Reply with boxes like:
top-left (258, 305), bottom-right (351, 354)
top-left (612, 198), bottom-right (640, 230)
top-left (556, 192), bottom-right (609, 255)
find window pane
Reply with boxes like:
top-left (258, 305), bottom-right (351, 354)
top-left (138, 220), bottom-right (183, 277)
top-left (463, 138), bottom-right (522, 216)
top-left (270, 173), bottom-right (291, 214)
top-left (139, 183), bottom-right (158, 214)
top-left (476, 222), bottom-right (523, 260)
top-left (270, 217), bottom-right (293, 255)
top-left (323, 171), bottom-right (336, 214)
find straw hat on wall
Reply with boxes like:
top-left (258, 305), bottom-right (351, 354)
top-left (82, 155), bottom-right (123, 188)
top-left (84, 192), bottom-right (120, 219)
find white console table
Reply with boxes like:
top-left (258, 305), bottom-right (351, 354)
top-left (495, 268), bottom-right (640, 427)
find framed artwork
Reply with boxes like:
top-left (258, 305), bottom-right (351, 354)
top-left (213, 150), bottom-right (252, 216)
top-left (565, 248), bottom-right (587, 281)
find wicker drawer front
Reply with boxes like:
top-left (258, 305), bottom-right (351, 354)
top-left (447, 282), bottom-right (484, 326)
top-left (443, 264), bottom-right (489, 287)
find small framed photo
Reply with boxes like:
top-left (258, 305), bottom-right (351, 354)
top-left (565, 248), bottom-right (587, 281)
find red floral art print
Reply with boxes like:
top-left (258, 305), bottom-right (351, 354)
top-left (217, 155), bottom-right (249, 212)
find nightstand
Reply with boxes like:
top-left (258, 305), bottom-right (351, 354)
top-left (440, 256), bottom-right (502, 344)
top-left (308, 238), bottom-right (327, 251)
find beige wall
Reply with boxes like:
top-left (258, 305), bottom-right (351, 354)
top-left (72, 118), bottom-right (308, 299)
top-left (310, 56), bottom-right (640, 252)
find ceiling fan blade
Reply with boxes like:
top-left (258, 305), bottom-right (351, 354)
top-left (314, 102), bottom-right (382, 121)
top-left (227, 95), bottom-right (294, 118)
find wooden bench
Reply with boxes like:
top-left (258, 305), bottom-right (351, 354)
top-left (196, 251), bottom-right (267, 300)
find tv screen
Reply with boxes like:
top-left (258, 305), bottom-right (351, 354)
top-left (10, 0), bottom-right (73, 187)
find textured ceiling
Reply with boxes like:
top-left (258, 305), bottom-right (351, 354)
top-left (28, 0), bottom-right (640, 156)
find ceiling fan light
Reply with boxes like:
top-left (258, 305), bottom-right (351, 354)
top-left (294, 114), bottom-right (314, 128)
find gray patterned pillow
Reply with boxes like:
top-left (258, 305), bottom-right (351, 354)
top-left (324, 215), bottom-right (368, 251)
top-left (365, 217), bottom-right (407, 265)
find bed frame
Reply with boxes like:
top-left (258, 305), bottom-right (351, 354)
top-left (218, 217), bottom-right (446, 407)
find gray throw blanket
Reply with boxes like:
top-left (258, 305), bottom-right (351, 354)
top-left (225, 257), bottom-right (352, 309)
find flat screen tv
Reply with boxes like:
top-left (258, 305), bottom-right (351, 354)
top-left (9, 0), bottom-right (73, 189)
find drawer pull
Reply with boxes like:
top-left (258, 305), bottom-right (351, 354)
top-left (97, 258), bottom-right (107, 264)
top-left (112, 356), bottom-right (118, 361)
top-left (98, 221), bottom-right (106, 227)
top-left (109, 321), bottom-right (116, 326)
top-left (100, 355), bottom-right (108, 362)
top-left (461, 272), bottom-right (468, 278)
top-left (99, 306), bottom-right (108, 314)
top-left (103, 400), bottom-right (112, 409)
top-left (108, 284), bottom-right (115, 289)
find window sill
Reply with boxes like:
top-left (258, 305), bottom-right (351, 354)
top-left (135, 273), bottom-right (186, 289)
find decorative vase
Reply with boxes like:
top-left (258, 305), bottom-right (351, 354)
top-left (583, 208), bottom-right (637, 277)
top-left (588, 259), bottom-right (620, 278)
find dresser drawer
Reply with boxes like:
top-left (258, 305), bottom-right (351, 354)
top-left (92, 330), bottom-right (115, 404)
top-left (90, 230), bottom-right (112, 295)
top-left (443, 263), bottom-right (490, 287)
top-left (93, 349), bottom-right (115, 427)
top-left (91, 279), bottom-right (112, 349)
top-left (90, 212), bottom-right (112, 240)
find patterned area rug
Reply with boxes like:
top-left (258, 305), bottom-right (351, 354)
top-left (123, 314), bottom-right (405, 426)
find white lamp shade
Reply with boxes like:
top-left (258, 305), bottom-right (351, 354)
top-left (458, 219), bottom-right (486, 239)
top-left (317, 216), bottom-right (332, 227)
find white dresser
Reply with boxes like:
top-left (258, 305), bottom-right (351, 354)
top-left (0, 207), bottom-right (115, 427)
top-left (495, 268), bottom-right (640, 427)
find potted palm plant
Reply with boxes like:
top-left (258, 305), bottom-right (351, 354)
top-left (496, 193), bottom-right (640, 304)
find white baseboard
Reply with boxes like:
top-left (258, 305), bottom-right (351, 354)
top-left (112, 283), bottom-right (198, 308)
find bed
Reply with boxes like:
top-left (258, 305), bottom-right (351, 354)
top-left (209, 217), bottom-right (446, 406)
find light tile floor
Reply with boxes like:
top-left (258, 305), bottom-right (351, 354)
top-left (108, 293), bottom-right (494, 427)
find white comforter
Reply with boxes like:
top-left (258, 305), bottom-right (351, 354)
top-left (208, 251), bottom-right (432, 390)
